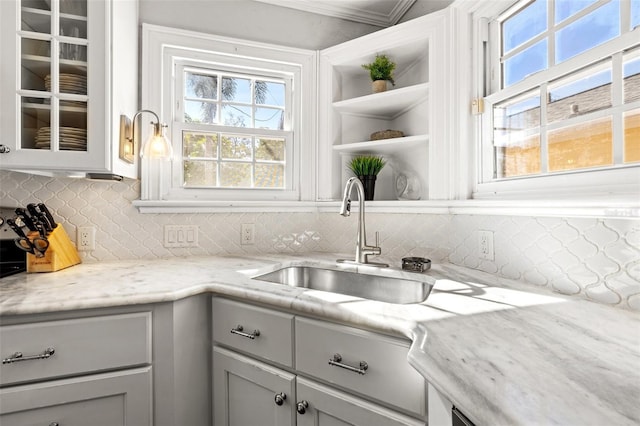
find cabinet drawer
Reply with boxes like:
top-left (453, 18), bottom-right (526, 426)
top-left (212, 298), bottom-right (294, 367)
top-left (0, 312), bottom-right (151, 386)
top-left (295, 317), bottom-right (426, 417)
top-left (0, 367), bottom-right (152, 426)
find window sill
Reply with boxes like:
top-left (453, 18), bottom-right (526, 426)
top-left (133, 199), bottom-right (639, 218)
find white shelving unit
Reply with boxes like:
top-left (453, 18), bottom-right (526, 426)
top-left (317, 11), bottom-right (449, 203)
top-left (332, 83), bottom-right (429, 117)
top-left (332, 134), bottom-right (428, 155)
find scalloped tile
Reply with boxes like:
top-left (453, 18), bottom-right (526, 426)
top-left (627, 261), bottom-right (640, 281)
top-left (550, 276), bottom-right (582, 295)
top-left (585, 283), bottom-right (622, 305)
top-left (583, 222), bottom-right (620, 247)
top-left (603, 243), bottom-right (640, 267)
top-left (1, 170), bottom-right (638, 311)
top-left (565, 237), bottom-right (599, 259)
top-left (585, 252), bottom-right (621, 276)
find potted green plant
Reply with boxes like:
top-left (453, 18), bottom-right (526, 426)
top-left (361, 54), bottom-right (396, 93)
top-left (348, 155), bottom-right (386, 200)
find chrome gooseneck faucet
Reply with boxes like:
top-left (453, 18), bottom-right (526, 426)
top-left (337, 177), bottom-right (388, 267)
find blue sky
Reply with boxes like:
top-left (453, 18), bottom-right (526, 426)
top-left (503, 0), bottom-right (632, 87)
top-left (184, 76), bottom-right (285, 129)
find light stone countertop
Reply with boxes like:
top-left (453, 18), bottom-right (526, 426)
top-left (0, 253), bottom-right (638, 426)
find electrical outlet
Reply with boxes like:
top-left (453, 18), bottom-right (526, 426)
top-left (241, 223), bottom-right (255, 245)
top-left (77, 226), bottom-right (95, 251)
top-left (478, 230), bottom-right (494, 260)
top-left (164, 225), bottom-right (199, 248)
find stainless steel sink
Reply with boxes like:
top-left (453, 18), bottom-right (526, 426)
top-left (253, 266), bottom-right (433, 304)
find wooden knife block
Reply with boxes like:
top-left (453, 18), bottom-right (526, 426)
top-left (27, 225), bottom-right (81, 273)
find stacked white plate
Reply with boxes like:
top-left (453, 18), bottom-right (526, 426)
top-left (44, 73), bottom-right (87, 95)
top-left (34, 126), bottom-right (87, 151)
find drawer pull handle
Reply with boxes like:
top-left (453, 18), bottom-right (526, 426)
top-left (2, 347), bottom-right (55, 364)
top-left (328, 353), bottom-right (368, 375)
top-left (274, 392), bottom-right (287, 406)
top-left (296, 400), bottom-right (309, 414)
top-left (230, 325), bottom-right (260, 340)
top-left (49, 423), bottom-right (60, 426)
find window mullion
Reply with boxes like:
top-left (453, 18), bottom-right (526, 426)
top-left (621, 0), bottom-right (630, 33)
top-left (489, 19), bottom-right (501, 94)
top-left (539, 83), bottom-right (549, 174)
top-left (553, 0), bottom-right (612, 30)
top-left (501, 32), bottom-right (547, 62)
top-left (216, 75), bottom-right (222, 125)
top-left (612, 52), bottom-right (624, 164)
top-left (548, 0), bottom-right (555, 68)
top-left (250, 78), bottom-right (256, 129)
top-left (252, 136), bottom-right (256, 189)
top-left (216, 131), bottom-right (221, 187)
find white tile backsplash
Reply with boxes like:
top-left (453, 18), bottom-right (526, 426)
top-left (2, 170), bottom-right (639, 310)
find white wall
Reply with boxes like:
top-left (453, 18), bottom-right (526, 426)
top-left (138, 0), bottom-right (383, 50)
top-left (399, 0), bottom-right (455, 23)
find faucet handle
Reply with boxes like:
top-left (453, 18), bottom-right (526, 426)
top-left (372, 232), bottom-right (382, 255)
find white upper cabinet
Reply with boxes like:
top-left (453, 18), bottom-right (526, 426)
top-left (0, 0), bottom-right (138, 179)
top-left (317, 11), bottom-right (450, 202)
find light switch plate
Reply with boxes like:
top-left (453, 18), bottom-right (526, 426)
top-left (164, 225), bottom-right (199, 248)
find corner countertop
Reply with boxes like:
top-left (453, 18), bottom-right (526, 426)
top-left (1, 253), bottom-right (638, 425)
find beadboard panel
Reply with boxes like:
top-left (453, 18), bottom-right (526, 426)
top-left (1, 171), bottom-right (638, 310)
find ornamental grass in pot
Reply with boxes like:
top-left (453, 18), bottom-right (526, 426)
top-left (348, 155), bottom-right (386, 200)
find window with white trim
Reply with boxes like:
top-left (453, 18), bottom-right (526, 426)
top-left (175, 63), bottom-right (292, 190)
top-left (479, 0), bottom-right (640, 197)
top-left (139, 25), bottom-right (316, 203)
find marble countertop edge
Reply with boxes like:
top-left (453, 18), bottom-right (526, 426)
top-left (0, 253), bottom-right (638, 426)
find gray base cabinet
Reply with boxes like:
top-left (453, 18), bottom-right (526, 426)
top-left (0, 310), bottom-right (153, 425)
top-left (0, 296), bottom-right (210, 426)
top-left (211, 297), bottom-right (427, 426)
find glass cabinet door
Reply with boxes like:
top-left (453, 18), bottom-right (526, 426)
top-left (20, 0), bottom-right (87, 153)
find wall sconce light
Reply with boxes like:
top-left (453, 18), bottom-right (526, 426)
top-left (119, 109), bottom-right (173, 164)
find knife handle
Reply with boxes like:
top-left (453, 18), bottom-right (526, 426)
top-left (15, 208), bottom-right (36, 231)
top-left (38, 203), bottom-right (57, 228)
top-left (26, 203), bottom-right (40, 217)
top-left (6, 218), bottom-right (28, 239)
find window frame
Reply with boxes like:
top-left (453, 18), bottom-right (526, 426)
top-left (140, 24), bottom-right (316, 202)
top-left (475, 0), bottom-right (640, 200)
top-left (172, 59), bottom-right (294, 197)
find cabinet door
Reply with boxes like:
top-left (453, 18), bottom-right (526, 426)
top-left (0, 367), bottom-right (152, 426)
top-left (0, 0), bottom-right (137, 177)
top-left (213, 346), bottom-right (296, 426)
top-left (296, 377), bottom-right (424, 426)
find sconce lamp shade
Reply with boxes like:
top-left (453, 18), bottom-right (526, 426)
top-left (119, 109), bottom-right (173, 163)
top-left (141, 123), bottom-right (173, 160)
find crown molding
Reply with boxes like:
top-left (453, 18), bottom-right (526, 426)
top-left (252, 0), bottom-right (416, 27)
